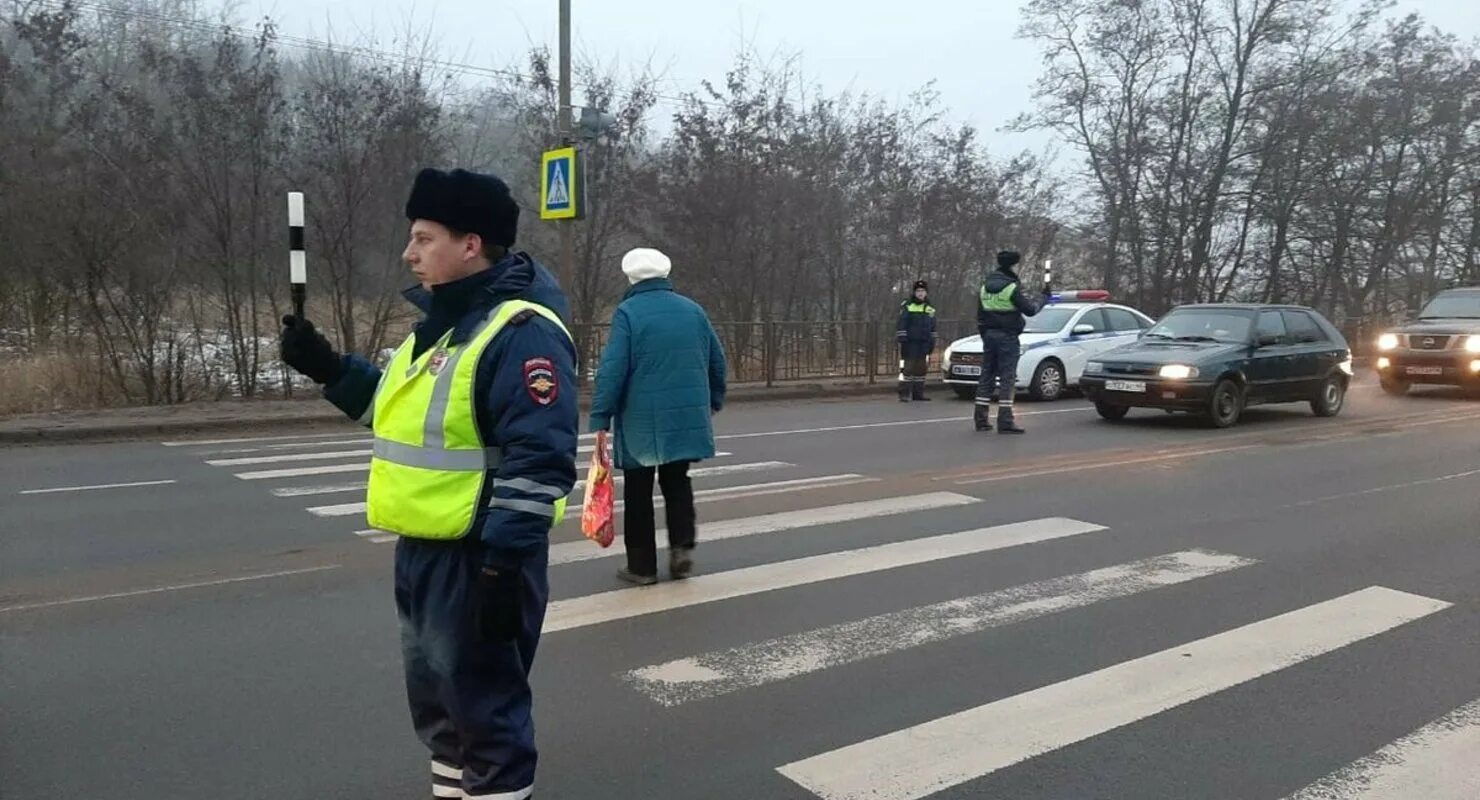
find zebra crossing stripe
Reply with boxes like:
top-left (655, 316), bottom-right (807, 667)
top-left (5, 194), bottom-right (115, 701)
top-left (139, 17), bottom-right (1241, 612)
top-left (234, 452), bottom-right (733, 480)
top-left (543, 517), bottom-right (1105, 633)
top-left (625, 549), bottom-right (1255, 706)
top-left (571, 461), bottom-right (792, 494)
top-left (1283, 697), bottom-right (1480, 800)
top-left (547, 492), bottom-right (979, 566)
top-left (273, 482), bottom-right (366, 497)
top-left (235, 462), bottom-right (371, 480)
top-left (206, 449), bottom-right (371, 467)
top-left (314, 473), bottom-right (874, 519)
top-left (777, 586), bottom-right (1452, 800)
top-left (565, 474), bottom-right (876, 515)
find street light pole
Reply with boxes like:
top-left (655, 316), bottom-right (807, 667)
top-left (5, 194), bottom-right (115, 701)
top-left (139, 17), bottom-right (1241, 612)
top-left (558, 0), bottom-right (574, 289)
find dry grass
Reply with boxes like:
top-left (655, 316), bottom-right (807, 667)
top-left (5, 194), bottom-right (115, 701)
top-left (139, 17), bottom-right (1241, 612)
top-left (0, 351), bottom-right (115, 415)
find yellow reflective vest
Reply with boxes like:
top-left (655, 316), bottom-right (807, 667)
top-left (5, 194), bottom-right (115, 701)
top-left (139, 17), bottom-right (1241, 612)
top-left (366, 299), bottom-right (573, 540)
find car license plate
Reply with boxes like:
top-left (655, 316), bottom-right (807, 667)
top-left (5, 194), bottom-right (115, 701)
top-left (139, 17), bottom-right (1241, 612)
top-left (952, 365), bottom-right (982, 377)
top-left (1406, 366), bottom-right (1444, 376)
top-left (1105, 380), bottom-right (1147, 393)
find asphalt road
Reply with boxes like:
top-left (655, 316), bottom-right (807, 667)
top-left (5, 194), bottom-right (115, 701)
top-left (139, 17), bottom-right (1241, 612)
top-left (2, 376), bottom-right (1478, 799)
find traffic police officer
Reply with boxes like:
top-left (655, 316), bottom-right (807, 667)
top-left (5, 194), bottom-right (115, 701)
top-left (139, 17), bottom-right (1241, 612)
top-left (278, 168), bottom-right (578, 800)
top-left (975, 250), bottom-right (1049, 433)
top-left (895, 279), bottom-right (937, 402)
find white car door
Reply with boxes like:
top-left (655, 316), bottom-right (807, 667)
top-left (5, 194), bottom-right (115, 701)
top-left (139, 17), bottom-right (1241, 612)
top-left (1057, 308), bottom-right (1111, 381)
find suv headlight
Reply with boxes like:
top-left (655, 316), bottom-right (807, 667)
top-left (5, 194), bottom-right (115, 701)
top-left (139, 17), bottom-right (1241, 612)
top-left (1159, 364), bottom-right (1199, 379)
top-left (1466, 336), bottom-right (1480, 354)
top-left (1377, 333), bottom-right (1399, 351)
top-left (1084, 361), bottom-right (1105, 374)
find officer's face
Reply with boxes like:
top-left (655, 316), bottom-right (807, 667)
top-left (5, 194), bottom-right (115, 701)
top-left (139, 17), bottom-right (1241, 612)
top-left (403, 220), bottom-right (482, 289)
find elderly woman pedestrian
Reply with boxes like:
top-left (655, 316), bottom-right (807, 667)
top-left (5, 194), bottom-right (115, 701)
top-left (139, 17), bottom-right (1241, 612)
top-left (589, 248), bottom-right (728, 585)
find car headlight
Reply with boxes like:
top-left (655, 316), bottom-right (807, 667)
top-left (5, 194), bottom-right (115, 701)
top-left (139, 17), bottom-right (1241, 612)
top-left (1085, 361), bottom-right (1105, 374)
top-left (1159, 364), bottom-right (1199, 379)
top-left (1377, 333), bottom-right (1399, 351)
top-left (1466, 336), bottom-right (1480, 354)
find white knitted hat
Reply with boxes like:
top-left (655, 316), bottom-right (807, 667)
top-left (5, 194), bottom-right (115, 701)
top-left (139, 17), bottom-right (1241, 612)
top-left (621, 247), bottom-right (672, 284)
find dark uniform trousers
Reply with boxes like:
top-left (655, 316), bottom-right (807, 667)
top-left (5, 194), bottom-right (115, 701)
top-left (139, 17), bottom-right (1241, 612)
top-left (974, 329), bottom-right (1020, 425)
top-left (898, 356), bottom-right (929, 400)
top-left (396, 535), bottom-right (547, 800)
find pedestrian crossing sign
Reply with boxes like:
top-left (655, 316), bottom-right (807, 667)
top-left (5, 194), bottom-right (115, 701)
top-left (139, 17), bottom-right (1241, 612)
top-left (540, 147), bottom-right (580, 220)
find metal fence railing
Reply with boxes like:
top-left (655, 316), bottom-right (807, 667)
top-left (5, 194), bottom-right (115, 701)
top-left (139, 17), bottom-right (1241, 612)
top-left (571, 319), bottom-right (979, 387)
top-left (570, 316), bottom-right (1381, 388)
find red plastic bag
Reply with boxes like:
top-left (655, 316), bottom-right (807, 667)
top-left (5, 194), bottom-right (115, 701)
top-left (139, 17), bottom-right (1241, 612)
top-left (580, 430), bottom-right (616, 547)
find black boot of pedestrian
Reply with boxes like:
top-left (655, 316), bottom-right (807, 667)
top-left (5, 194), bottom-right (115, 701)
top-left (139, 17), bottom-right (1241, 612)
top-left (974, 405), bottom-right (993, 431)
top-left (898, 382), bottom-right (911, 402)
top-left (911, 382), bottom-right (931, 401)
top-left (669, 547), bottom-right (695, 580)
top-left (998, 413), bottom-right (1026, 434)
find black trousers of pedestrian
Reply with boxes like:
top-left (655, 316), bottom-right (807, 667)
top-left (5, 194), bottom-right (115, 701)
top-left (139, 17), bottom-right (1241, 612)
top-left (622, 461), bottom-right (696, 577)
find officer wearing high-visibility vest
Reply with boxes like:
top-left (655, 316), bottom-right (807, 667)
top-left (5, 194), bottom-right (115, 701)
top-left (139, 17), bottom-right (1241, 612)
top-left (895, 279), bottom-right (937, 402)
top-left (278, 167), bottom-right (577, 800)
top-left (975, 250), bottom-right (1050, 433)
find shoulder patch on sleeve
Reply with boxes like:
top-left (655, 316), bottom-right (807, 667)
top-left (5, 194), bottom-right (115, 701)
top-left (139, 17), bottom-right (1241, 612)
top-left (523, 357), bottom-right (558, 406)
top-left (508, 308), bottom-right (539, 326)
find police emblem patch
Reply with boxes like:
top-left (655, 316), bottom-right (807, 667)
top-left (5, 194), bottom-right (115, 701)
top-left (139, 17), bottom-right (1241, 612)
top-left (427, 349), bottom-right (450, 375)
top-left (523, 357), bottom-right (558, 405)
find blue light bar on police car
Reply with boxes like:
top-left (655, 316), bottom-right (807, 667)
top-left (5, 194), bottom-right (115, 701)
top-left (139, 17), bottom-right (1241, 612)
top-left (1048, 289), bottom-right (1112, 303)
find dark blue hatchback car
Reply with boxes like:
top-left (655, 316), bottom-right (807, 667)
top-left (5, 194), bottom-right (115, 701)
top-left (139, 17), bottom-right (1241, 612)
top-left (1078, 304), bottom-right (1353, 428)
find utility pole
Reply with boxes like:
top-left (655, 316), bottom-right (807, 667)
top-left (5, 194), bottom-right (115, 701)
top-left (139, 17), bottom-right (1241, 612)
top-left (558, 0), bottom-right (574, 289)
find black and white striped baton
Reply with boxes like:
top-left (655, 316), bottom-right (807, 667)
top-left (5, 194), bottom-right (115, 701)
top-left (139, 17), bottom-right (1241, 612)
top-left (288, 192), bottom-right (306, 319)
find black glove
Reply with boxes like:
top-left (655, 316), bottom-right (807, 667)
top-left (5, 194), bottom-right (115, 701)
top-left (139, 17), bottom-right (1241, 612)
top-left (474, 566), bottom-right (522, 643)
top-left (280, 315), bottom-right (344, 385)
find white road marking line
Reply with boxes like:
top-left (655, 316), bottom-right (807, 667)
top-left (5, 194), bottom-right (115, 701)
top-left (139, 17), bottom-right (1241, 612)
top-left (0, 566), bottom-right (342, 613)
top-left (211, 440), bottom-right (598, 458)
top-left (232, 452), bottom-right (733, 481)
top-left (19, 479), bottom-right (178, 495)
top-left (571, 461), bottom-right (792, 494)
top-left (715, 406), bottom-right (1093, 441)
top-left (954, 444), bottom-right (1259, 485)
top-left (1284, 698), bottom-right (1480, 800)
top-left (203, 437), bottom-right (371, 454)
top-left (206, 449), bottom-right (370, 467)
top-left (273, 482), bottom-right (367, 498)
top-left (162, 432), bottom-right (359, 447)
top-left (626, 549), bottom-right (1253, 706)
top-left (777, 586), bottom-right (1453, 800)
top-left (306, 501), bottom-right (368, 518)
top-left (322, 473), bottom-right (875, 520)
top-left (566, 474), bottom-right (877, 515)
top-left (544, 517), bottom-right (1105, 633)
top-left (548, 492), bottom-right (979, 566)
top-left (1283, 467), bottom-right (1480, 510)
top-left (354, 530), bottom-right (399, 544)
top-left (236, 462), bottom-right (370, 480)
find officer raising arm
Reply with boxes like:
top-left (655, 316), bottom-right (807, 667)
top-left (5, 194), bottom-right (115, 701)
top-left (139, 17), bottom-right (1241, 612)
top-left (974, 249), bottom-right (1051, 434)
top-left (279, 168), bottom-right (578, 800)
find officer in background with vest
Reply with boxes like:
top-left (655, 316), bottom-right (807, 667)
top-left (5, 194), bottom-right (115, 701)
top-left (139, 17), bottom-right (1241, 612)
top-left (896, 279), bottom-right (937, 402)
top-left (278, 168), bottom-right (577, 800)
top-left (975, 250), bottom-right (1050, 434)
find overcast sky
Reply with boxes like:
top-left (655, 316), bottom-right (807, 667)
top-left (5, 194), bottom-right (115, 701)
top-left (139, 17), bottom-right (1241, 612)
top-left (250, 0), bottom-right (1480, 159)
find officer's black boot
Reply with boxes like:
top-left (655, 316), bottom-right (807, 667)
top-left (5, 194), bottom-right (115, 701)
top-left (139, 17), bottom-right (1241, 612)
top-left (911, 381), bottom-right (931, 401)
top-left (974, 403), bottom-right (993, 431)
top-left (898, 382), bottom-right (911, 402)
top-left (998, 407), bottom-right (1026, 434)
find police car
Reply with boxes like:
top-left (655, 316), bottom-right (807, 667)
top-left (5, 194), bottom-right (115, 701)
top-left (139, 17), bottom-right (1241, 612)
top-left (941, 291), bottom-right (1157, 401)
